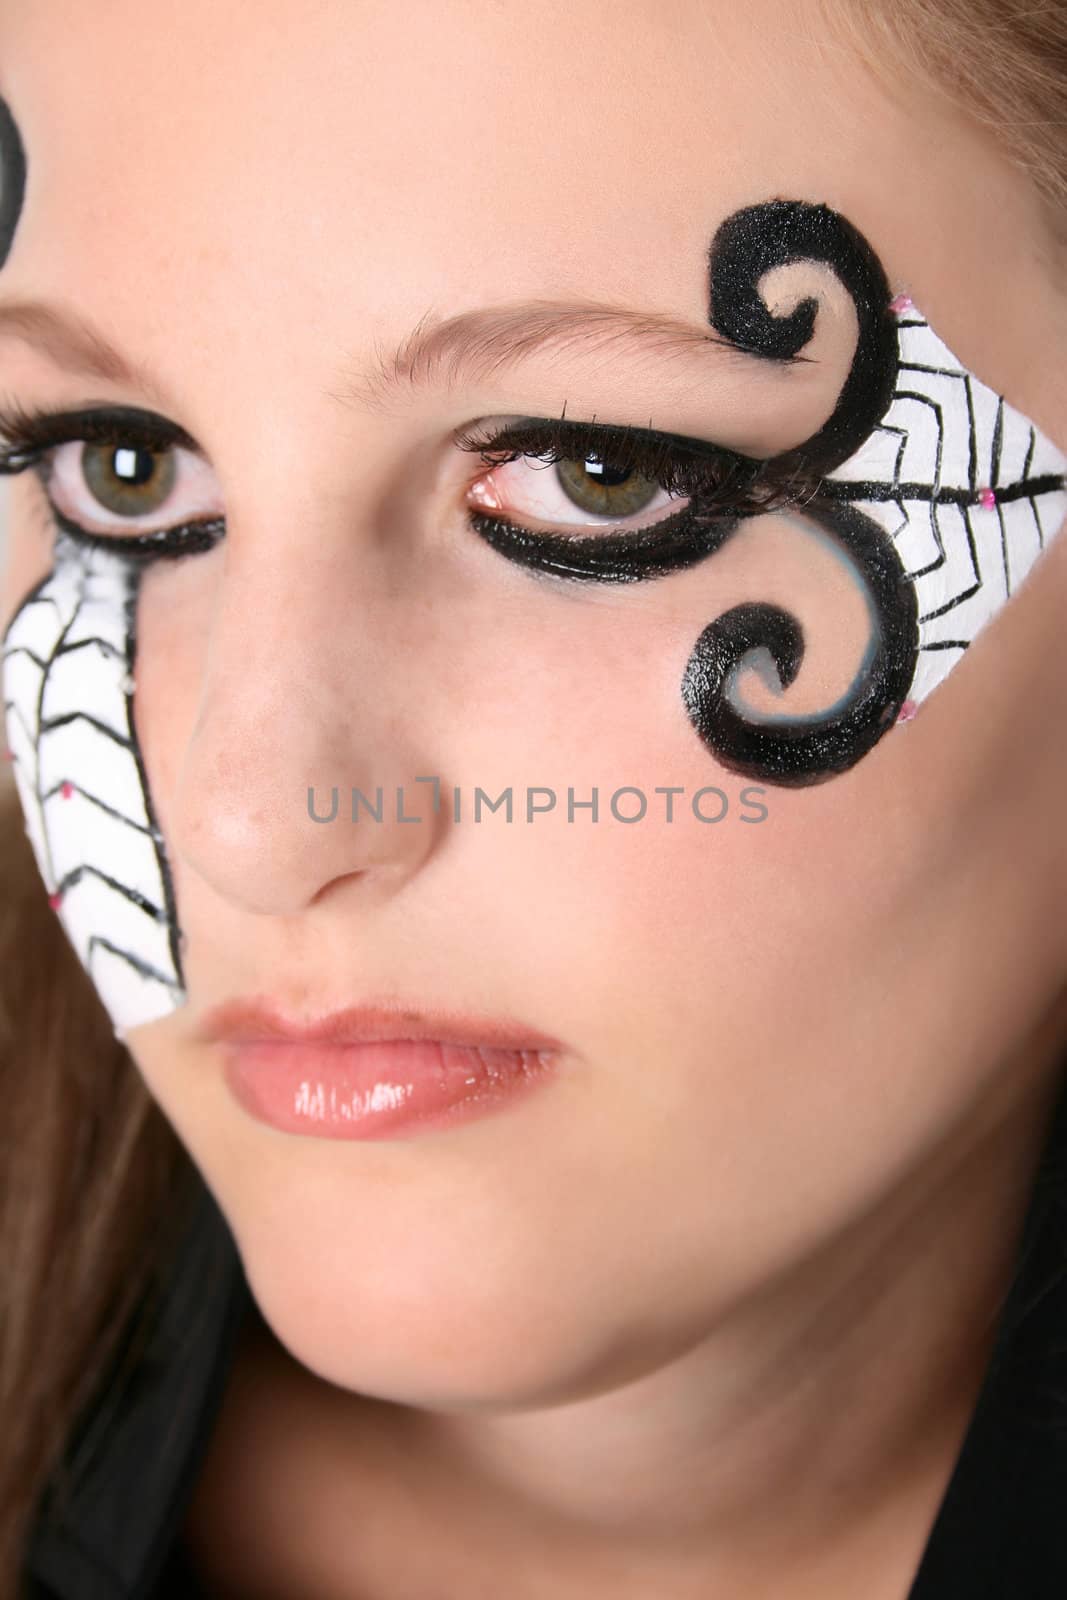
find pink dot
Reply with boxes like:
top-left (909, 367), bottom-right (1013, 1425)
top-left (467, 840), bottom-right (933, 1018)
top-left (2, 748), bottom-right (13, 762)
top-left (889, 293), bottom-right (913, 314)
top-left (897, 700), bottom-right (918, 723)
top-left (979, 487), bottom-right (997, 510)
top-left (60, 780), bottom-right (74, 799)
top-left (47, 892), bottom-right (62, 910)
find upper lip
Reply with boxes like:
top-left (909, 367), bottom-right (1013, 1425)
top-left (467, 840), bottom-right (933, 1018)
top-left (197, 998), bottom-right (565, 1052)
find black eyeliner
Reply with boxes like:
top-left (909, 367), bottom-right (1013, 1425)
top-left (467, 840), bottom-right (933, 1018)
top-left (51, 508), bottom-right (224, 562)
top-left (0, 402), bottom-right (201, 473)
top-left (469, 502), bottom-right (742, 583)
top-left (457, 413), bottom-right (813, 583)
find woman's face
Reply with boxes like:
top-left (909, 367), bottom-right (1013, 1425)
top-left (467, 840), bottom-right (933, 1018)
top-left (1, 0), bottom-right (1066, 1405)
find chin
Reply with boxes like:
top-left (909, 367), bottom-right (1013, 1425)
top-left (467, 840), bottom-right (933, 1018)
top-left (232, 1217), bottom-right (674, 1415)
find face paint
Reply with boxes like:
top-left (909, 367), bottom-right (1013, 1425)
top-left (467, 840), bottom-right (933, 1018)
top-left (0, 96), bottom-right (175, 1029)
top-left (469, 200), bottom-right (1067, 787)
top-left (3, 535), bottom-right (186, 1030)
top-left (0, 94), bottom-right (26, 269)
top-left (2, 199), bottom-right (1063, 1033)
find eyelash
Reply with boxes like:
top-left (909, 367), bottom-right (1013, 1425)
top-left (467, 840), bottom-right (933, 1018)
top-left (0, 400), bottom-right (189, 464)
top-left (0, 403), bottom-right (815, 571)
top-left (454, 414), bottom-right (805, 518)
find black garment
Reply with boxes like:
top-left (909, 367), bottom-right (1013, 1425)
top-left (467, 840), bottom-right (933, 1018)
top-left (21, 1079), bottom-right (1067, 1599)
top-left (22, 1175), bottom-right (252, 1600)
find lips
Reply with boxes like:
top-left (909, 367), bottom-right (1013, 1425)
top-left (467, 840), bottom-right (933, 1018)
top-left (197, 997), bottom-right (566, 1053)
top-left (202, 999), bottom-right (566, 1141)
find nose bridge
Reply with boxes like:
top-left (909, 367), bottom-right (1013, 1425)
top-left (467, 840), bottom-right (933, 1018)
top-left (167, 513), bottom-right (442, 914)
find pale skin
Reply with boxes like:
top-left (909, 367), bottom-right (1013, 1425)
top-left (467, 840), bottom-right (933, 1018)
top-left (2, 1), bottom-right (1067, 1596)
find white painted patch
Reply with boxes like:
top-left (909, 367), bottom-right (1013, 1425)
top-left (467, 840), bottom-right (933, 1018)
top-left (830, 309), bottom-right (1067, 705)
top-left (2, 534), bottom-right (184, 1031)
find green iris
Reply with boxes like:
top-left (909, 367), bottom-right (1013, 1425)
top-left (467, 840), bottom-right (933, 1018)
top-left (556, 455), bottom-right (661, 518)
top-left (82, 442), bottom-right (177, 517)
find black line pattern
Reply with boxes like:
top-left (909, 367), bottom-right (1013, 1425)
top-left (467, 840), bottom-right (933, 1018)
top-left (53, 862), bottom-right (164, 920)
top-left (684, 273), bottom-right (1064, 785)
top-left (686, 206), bottom-right (1061, 784)
top-left (1, 532), bottom-right (184, 1030)
top-left (823, 312), bottom-right (1066, 708)
top-left (87, 934), bottom-right (185, 989)
top-left (40, 776), bottom-right (158, 835)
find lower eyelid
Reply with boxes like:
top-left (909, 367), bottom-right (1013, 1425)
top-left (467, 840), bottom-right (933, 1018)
top-left (49, 504), bottom-right (226, 561)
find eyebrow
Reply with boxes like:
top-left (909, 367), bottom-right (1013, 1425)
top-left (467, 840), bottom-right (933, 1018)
top-left (0, 299), bottom-right (152, 388)
top-left (341, 301), bottom-right (776, 414)
top-left (0, 295), bottom-right (786, 416)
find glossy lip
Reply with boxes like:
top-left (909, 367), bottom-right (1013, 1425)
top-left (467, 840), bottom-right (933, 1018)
top-left (201, 998), bottom-right (567, 1142)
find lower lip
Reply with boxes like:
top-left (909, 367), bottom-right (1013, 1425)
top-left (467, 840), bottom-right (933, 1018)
top-left (221, 1038), bottom-right (560, 1140)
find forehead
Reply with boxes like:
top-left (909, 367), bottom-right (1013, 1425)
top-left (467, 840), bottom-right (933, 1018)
top-left (0, 7), bottom-right (895, 284)
top-left (0, 0), bottom-right (1027, 406)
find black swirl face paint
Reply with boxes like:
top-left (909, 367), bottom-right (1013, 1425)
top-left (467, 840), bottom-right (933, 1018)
top-left (471, 199), bottom-right (1067, 787)
top-left (0, 95), bottom-right (27, 269)
top-left (680, 501), bottom-right (918, 786)
top-left (707, 201), bottom-right (899, 475)
top-left (683, 199), bottom-right (914, 785)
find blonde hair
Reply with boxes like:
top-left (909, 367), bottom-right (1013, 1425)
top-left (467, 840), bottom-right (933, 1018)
top-left (828, 0), bottom-right (1067, 229)
top-left (3, 4), bottom-right (1067, 1591)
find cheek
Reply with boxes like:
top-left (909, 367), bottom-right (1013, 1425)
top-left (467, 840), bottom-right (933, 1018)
top-left (433, 499), bottom-right (1067, 1105)
top-left (1, 477), bottom-right (55, 622)
top-left (127, 557), bottom-right (211, 800)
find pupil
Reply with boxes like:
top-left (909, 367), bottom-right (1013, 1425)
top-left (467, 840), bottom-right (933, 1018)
top-left (113, 446), bottom-right (156, 486)
top-left (584, 458), bottom-right (632, 488)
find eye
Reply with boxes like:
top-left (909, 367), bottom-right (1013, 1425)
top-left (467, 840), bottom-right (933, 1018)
top-left (453, 416), bottom-right (786, 565)
top-left (467, 450), bottom-right (685, 533)
top-left (44, 438), bottom-right (223, 537)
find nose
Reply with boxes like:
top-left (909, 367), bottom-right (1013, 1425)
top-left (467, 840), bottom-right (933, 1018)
top-left (159, 525), bottom-right (446, 917)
